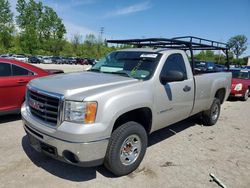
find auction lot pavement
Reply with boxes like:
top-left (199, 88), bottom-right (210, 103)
top-left (1, 65), bottom-right (250, 188)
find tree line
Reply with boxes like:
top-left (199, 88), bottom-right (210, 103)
top-left (0, 0), bottom-right (114, 58)
top-left (1, 0), bottom-right (66, 55)
top-left (0, 0), bottom-right (248, 64)
top-left (194, 35), bottom-right (248, 65)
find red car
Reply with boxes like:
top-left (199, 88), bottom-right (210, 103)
top-left (0, 58), bottom-right (54, 115)
top-left (230, 69), bottom-right (250, 101)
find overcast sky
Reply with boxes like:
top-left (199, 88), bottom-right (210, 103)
top-left (9, 0), bottom-right (250, 56)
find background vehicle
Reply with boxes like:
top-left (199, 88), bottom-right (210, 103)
top-left (87, 58), bottom-right (98, 65)
top-left (195, 61), bottom-right (227, 73)
top-left (229, 69), bottom-right (250, 101)
top-left (42, 56), bottom-right (52, 64)
top-left (0, 54), bottom-right (12, 59)
top-left (215, 64), bottom-right (226, 72)
top-left (34, 55), bottom-right (45, 63)
top-left (0, 58), bottom-right (49, 115)
top-left (28, 56), bottom-right (42, 64)
top-left (194, 61), bottom-right (216, 72)
top-left (76, 57), bottom-right (88, 65)
top-left (22, 36), bottom-right (231, 176)
top-left (11, 54), bottom-right (29, 63)
top-left (51, 56), bottom-right (63, 64)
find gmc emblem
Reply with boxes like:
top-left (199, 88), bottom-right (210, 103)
top-left (29, 98), bottom-right (44, 112)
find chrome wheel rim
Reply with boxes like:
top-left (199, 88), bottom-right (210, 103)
top-left (120, 134), bottom-right (141, 166)
top-left (211, 103), bottom-right (219, 121)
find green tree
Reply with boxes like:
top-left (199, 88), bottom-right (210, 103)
top-left (16, 0), bottom-right (42, 54)
top-left (71, 33), bottom-right (82, 56)
top-left (40, 6), bottom-right (66, 40)
top-left (0, 0), bottom-right (14, 51)
top-left (85, 34), bottom-right (97, 45)
top-left (16, 0), bottom-right (66, 55)
top-left (61, 40), bottom-right (74, 56)
top-left (39, 6), bottom-right (66, 55)
top-left (195, 50), bottom-right (216, 61)
top-left (194, 50), bottom-right (229, 64)
top-left (82, 34), bottom-right (97, 57)
top-left (227, 35), bottom-right (248, 59)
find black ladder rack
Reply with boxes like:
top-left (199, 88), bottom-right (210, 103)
top-left (107, 36), bottom-right (230, 71)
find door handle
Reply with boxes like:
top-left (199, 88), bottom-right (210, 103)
top-left (17, 79), bottom-right (28, 84)
top-left (183, 85), bottom-right (191, 92)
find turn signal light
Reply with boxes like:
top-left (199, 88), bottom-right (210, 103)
top-left (84, 102), bottom-right (97, 124)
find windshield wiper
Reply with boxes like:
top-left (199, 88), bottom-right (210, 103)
top-left (118, 58), bottom-right (154, 62)
top-left (90, 69), bottom-right (132, 78)
top-left (109, 71), bottom-right (133, 78)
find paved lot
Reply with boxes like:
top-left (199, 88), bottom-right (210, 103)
top-left (0, 65), bottom-right (250, 188)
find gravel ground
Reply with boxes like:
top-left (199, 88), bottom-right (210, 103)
top-left (0, 64), bottom-right (250, 188)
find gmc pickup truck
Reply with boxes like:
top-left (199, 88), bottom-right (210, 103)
top-left (21, 37), bottom-right (232, 176)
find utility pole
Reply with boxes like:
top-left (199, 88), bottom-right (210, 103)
top-left (98, 27), bottom-right (104, 58)
top-left (99, 27), bottom-right (104, 43)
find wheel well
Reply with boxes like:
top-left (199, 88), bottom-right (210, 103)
top-left (112, 107), bottom-right (152, 134)
top-left (215, 88), bottom-right (226, 104)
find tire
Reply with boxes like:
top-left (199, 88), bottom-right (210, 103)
top-left (104, 121), bottom-right (148, 176)
top-left (242, 89), bottom-right (249, 101)
top-left (202, 98), bottom-right (221, 126)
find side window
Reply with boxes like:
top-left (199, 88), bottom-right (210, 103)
top-left (0, 63), bottom-right (11, 77)
top-left (161, 53), bottom-right (187, 79)
top-left (12, 65), bottom-right (34, 76)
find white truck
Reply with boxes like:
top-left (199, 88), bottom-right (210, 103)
top-left (21, 37), bottom-right (231, 176)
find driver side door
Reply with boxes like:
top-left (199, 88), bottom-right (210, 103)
top-left (153, 53), bottom-right (194, 130)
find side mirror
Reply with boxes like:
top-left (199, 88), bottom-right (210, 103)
top-left (160, 71), bottom-right (185, 84)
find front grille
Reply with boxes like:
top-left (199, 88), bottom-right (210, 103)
top-left (28, 89), bottom-right (60, 126)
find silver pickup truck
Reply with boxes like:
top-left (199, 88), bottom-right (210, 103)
top-left (21, 37), bottom-right (232, 176)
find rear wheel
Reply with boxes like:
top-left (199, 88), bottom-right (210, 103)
top-left (104, 121), bottom-right (147, 176)
top-left (242, 89), bottom-right (249, 101)
top-left (202, 98), bottom-right (221, 126)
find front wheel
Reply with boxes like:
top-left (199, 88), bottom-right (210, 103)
top-left (202, 98), bottom-right (221, 126)
top-left (104, 121), bottom-right (148, 176)
top-left (242, 89), bottom-right (249, 101)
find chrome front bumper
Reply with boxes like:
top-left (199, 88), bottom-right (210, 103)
top-left (22, 105), bottom-right (109, 167)
top-left (23, 121), bottom-right (108, 167)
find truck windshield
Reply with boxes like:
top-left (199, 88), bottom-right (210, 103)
top-left (231, 70), bottom-right (249, 79)
top-left (90, 51), bottom-right (162, 80)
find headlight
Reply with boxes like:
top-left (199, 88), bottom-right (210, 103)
top-left (64, 101), bottom-right (97, 124)
top-left (234, 83), bottom-right (243, 91)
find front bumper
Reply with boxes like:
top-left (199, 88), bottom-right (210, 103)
top-left (21, 104), bottom-right (109, 167)
top-left (230, 90), bottom-right (244, 97)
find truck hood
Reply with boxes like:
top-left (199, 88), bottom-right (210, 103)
top-left (29, 71), bottom-right (138, 99)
